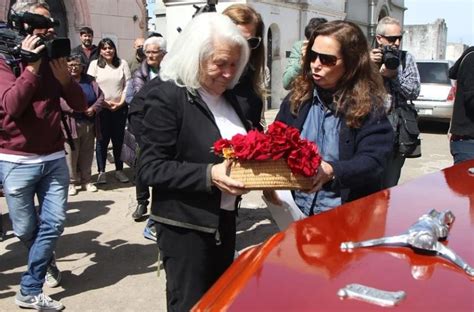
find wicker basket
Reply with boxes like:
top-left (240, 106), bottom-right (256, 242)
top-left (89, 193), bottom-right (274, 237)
top-left (230, 159), bottom-right (313, 190)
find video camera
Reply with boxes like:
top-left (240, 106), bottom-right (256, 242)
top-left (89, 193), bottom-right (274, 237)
top-left (192, 0), bottom-right (218, 17)
top-left (177, 1), bottom-right (218, 32)
top-left (0, 10), bottom-right (70, 63)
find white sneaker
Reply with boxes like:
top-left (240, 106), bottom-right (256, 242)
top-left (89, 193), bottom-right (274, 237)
top-left (115, 170), bottom-right (129, 183)
top-left (83, 183), bottom-right (98, 192)
top-left (97, 172), bottom-right (107, 184)
top-left (15, 292), bottom-right (64, 311)
top-left (68, 185), bottom-right (77, 196)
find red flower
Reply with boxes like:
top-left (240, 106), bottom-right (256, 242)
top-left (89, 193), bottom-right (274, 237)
top-left (213, 138), bottom-right (231, 155)
top-left (212, 121), bottom-right (321, 177)
top-left (287, 139), bottom-right (321, 177)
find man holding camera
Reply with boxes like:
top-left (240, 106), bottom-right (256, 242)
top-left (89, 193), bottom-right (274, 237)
top-left (370, 16), bottom-right (420, 188)
top-left (0, 2), bottom-right (86, 310)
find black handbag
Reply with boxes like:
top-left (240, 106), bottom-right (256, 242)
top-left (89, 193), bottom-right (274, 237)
top-left (120, 127), bottom-right (138, 168)
top-left (396, 104), bottom-right (421, 158)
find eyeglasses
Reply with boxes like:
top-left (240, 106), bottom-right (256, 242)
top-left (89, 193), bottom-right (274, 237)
top-left (247, 37), bottom-right (261, 50)
top-left (145, 50), bottom-right (165, 55)
top-left (67, 64), bottom-right (81, 69)
top-left (381, 35), bottom-right (403, 43)
top-left (308, 50), bottom-right (340, 66)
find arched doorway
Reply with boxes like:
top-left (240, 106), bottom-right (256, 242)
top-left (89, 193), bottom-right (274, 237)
top-left (267, 23), bottom-right (281, 109)
top-left (266, 27), bottom-right (272, 110)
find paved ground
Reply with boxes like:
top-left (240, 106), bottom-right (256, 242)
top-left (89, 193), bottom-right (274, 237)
top-left (0, 111), bottom-right (451, 311)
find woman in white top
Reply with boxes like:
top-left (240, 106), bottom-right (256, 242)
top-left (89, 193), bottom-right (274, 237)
top-left (87, 38), bottom-right (131, 184)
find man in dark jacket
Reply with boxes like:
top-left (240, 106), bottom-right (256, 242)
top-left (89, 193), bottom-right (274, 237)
top-left (0, 3), bottom-right (86, 310)
top-left (71, 26), bottom-right (98, 71)
top-left (449, 46), bottom-right (474, 164)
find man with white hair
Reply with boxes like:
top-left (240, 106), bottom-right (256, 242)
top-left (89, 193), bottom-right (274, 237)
top-left (370, 16), bottom-right (420, 188)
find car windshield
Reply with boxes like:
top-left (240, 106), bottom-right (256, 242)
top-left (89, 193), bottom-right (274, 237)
top-left (416, 62), bottom-right (451, 84)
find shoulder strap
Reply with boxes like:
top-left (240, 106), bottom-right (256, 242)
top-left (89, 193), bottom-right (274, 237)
top-left (0, 53), bottom-right (21, 77)
top-left (401, 50), bottom-right (407, 70)
top-left (459, 51), bottom-right (474, 72)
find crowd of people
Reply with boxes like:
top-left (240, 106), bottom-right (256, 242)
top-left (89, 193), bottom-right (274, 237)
top-left (0, 0), bottom-right (472, 311)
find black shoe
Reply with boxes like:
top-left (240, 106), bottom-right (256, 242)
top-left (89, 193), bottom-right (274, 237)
top-left (132, 203), bottom-right (147, 220)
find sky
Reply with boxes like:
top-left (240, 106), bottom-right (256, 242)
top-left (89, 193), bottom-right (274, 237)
top-left (146, 0), bottom-right (473, 46)
top-left (404, 0), bottom-right (474, 46)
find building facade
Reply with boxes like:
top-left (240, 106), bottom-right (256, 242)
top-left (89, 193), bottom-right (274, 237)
top-left (159, 0), bottom-right (406, 108)
top-left (402, 19), bottom-right (448, 60)
top-left (0, 0), bottom-right (147, 58)
top-left (446, 42), bottom-right (468, 62)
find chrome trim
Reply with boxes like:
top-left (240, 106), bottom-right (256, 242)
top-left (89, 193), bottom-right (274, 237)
top-left (341, 209), bottom-right (474, 277)
top-left (337, 283), bottom-right (406, 307)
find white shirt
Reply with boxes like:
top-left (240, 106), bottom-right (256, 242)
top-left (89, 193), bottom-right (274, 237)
top-left (198, 88), bottom-right (247, 211)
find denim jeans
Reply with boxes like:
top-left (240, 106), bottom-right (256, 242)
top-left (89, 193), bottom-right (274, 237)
top-left (450, 139), bottom-right (474, 164)
top-left (0, 158), bottom-right (69, 295)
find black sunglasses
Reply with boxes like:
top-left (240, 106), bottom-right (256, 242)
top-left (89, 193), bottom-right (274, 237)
top-left (308, 50), bottom-right (340, 66)
top-left (381, 35), bottom-right (403, 43)
top-left (247, 37), bottom-right (261, 50)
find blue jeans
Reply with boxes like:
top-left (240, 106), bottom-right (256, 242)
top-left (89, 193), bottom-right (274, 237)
top-left (450, 139), bottom-right (474, 164)
top-left (0, 158), bottom-right (69, 295)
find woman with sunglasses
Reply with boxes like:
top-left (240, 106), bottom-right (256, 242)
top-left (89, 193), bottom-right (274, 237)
top-left (87, 38), bottom-right (131, 185)
top-left (271, 20), bottom-right (393, 216)
top-left (223, 4), bottom-right (266, 131)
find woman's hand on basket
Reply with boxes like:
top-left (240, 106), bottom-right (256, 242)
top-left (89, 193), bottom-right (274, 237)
top-left (308, 161), bottom-right (334, 193)
top-left (211, 160), bottom-right (249, 195)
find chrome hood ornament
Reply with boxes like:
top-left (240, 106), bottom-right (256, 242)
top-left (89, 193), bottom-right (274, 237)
top-left (340, 209), bottom-right (474, 277)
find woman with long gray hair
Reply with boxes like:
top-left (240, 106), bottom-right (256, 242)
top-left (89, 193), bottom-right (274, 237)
top-left (138, 13), bottom-right (250, 311)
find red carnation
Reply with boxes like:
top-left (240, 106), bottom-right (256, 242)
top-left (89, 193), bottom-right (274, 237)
top-left (213, 138), bottom-right (231, 155)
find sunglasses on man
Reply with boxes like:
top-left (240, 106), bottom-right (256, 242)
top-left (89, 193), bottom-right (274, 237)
top-left (247, 37), bottom-right (261, 50)
top-left (380, 35), bottom-right (403, 43)
top-left (308, 50), bottom-right (341, 66)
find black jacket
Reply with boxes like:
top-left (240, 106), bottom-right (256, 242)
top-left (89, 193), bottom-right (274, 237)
top-left (71, 44), bottom-right (98, 71)
top-left (233, 68), bottom-right (264, 131)
top-left (138, 80), bottom-right (252, 233)
top-left (276, 94), bottom-right (393, 203)
top-left (449, 46), bottom-right (474, 137)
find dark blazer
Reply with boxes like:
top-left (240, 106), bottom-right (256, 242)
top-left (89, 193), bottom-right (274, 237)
top-left (71, 44), bottom-right (98, 71)
top-left (276, 94), bottom-right (394, 203)
top-left (449, 46), bottom-right (474, 137)
top-left (233, 68), bottom-right (264, 131)
top-left (138, 80), bottom-right (252, 233)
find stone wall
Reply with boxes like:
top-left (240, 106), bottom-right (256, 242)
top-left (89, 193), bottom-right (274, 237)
top-left (402, 19), bottom-right (447, 60)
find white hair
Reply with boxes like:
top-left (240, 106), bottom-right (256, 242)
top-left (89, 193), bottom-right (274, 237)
top-left (159, 12), bottom-right (250, 91)
top-left (144, 36), bottom-right (167, 52)
top-left (11, 0), bottom-right (49, 13)
top-left (376, 16), bottom-right (401, 35)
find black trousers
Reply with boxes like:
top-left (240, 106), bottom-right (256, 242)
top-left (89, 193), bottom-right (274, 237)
top-left (96, 106), bottom-right (128, 172)
top-left (155, 210), bottom-right (236, 312)
top-left (135, 174), bottom-right (150, 204)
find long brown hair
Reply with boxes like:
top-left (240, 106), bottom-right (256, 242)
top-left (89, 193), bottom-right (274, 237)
top-left (223, 4), bottom-right (265, 98)
top-left (290, 21), bottom-right (386, 128)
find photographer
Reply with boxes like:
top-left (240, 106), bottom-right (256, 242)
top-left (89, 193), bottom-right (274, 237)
top-left (0, 2), bottom-right (86, 311)
top-left (370, 16), bottom-right (420, 188)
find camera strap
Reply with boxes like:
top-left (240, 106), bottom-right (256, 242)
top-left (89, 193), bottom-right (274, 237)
top-left (0, 53), bottom-right (21, 77)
